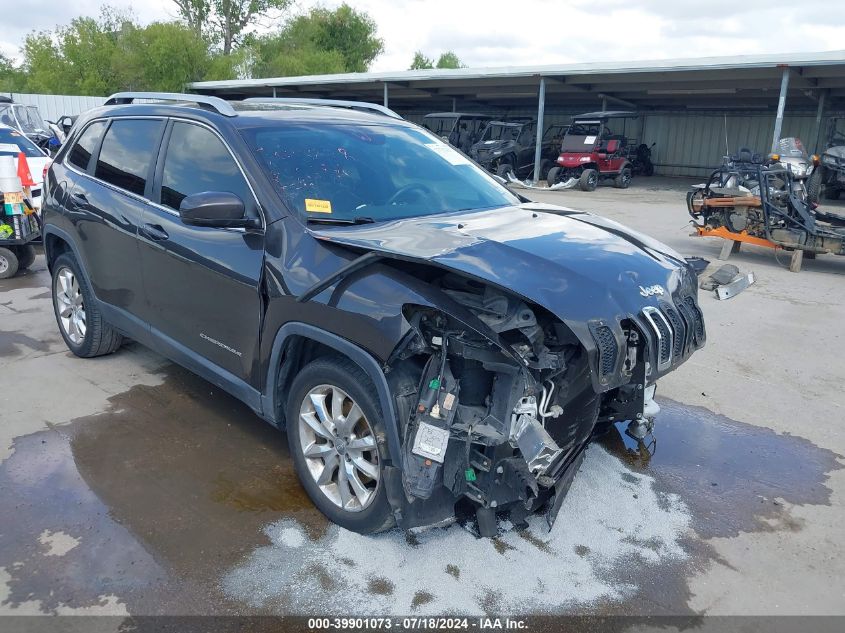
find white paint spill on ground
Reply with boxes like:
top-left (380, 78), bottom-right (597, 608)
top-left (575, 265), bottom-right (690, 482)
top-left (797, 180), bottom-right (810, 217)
top-left (222, 445), bottom-right (692, 615)
top-left (38, 529), bottom-right (80, 557)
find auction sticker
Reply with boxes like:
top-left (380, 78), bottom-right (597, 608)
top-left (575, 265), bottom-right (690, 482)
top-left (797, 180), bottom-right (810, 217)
top-left (305, 198), bottom-right (332, 213)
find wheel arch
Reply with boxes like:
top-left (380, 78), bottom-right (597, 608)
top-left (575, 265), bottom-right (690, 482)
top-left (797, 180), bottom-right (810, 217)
top-left (263, 322), bottom-right (403, 464)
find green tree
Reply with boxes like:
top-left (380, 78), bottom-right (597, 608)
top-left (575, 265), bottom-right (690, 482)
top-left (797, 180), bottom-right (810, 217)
top-left (436, 51), bottom-right (462, 69)
top-left (250, 4), bottom-right (382, 78)
top-left (0, 54), bottom-right (24, 92)
top-left (173, 0), bottom-right (291, 55)
top-left (410, 51), bottom-right (434, 70)
top-left (123, 22), bottom-right (211, 91)
top-left (410, 50), bottom-right (463, 70)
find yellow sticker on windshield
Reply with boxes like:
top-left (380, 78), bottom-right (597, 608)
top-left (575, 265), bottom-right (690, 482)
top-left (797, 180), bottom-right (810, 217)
top-left (305, 198), bottom-right (332, 214)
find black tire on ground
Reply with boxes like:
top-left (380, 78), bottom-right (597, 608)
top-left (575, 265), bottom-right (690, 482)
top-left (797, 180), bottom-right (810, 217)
top-left (579, 168), bottom-right (598, 192)
top-left (495, 163), bottom-right (514, 178)
top-left (16, 244), bottom-right (36, 269)
top-left (0, 247), bottom-right (19, 279)
top-left (51, 252), bottom-right (123, 357)
top-left (614, 167), bottom-right (632, 189)
top-left (286, 356), bottom-right (395, 534)
top-left (546, 166), bottom-right (561, 186)
top-left (824, 186), bottom-right (841, 200)
top-left (644, 162), bottom-right (655, 177)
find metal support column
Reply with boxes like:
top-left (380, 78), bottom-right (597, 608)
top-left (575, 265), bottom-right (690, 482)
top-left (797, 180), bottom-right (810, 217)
top-left (813, 89), bottom-right (827, 154)
top-left (452, 98), bottom-right (456, 113)
top-left (601, 95), bottom-right (607, 112)
top-left (532, 77), bottom-right (546, 184)
top-left (771, 66), bottom-right (790, 152)
top-left (383, 83), bottom-right (388, 108)
top-left (272, 87), bottom-right (277, 98)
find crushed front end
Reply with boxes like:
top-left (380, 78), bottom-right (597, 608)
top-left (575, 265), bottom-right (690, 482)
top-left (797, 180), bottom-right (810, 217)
top-left (385, 269), bottom-right (705, 536)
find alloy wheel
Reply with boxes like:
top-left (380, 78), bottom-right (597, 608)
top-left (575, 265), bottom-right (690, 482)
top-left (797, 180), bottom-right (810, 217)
top-left (298, 384), bottom-right (380, 512)
top-left (55, 267), bottom-right (86, 344)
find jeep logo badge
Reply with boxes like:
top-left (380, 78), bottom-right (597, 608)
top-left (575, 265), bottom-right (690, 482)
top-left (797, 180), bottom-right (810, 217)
top-left (639, 284), bottom-right (665, 297)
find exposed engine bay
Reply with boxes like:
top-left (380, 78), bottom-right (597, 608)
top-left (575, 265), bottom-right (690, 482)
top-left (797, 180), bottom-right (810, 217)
top-left (385, 273), bottom-right (659, 536)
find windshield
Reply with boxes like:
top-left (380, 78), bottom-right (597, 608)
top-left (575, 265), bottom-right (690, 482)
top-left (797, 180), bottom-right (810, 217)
top-left (776, 137), bottom-right (807, 159)
top-left (14, 105), bottom-right (48, 134)
top-left (0, 127), bottom-right (44, 157)
top-left (481, 123), bottom-right (520, 142)
top-left (561, 122), bottom-right (602, 152)
top-left (422, 117), bottom-right (457, 139)
top-left (242, 122), bottom-right (519, 223)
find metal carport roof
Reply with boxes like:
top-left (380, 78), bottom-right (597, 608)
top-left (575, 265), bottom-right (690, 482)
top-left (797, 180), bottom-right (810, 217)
top-left (188, 50), bottom-right (845, 112)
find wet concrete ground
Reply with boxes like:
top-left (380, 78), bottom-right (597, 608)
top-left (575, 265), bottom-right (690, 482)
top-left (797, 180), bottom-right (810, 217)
top-left (2, 181), bottom-right (844, 619)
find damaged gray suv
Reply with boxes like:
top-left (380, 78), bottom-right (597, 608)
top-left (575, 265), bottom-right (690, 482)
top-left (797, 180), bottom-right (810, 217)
top-left (42, 93), bottom-right (705, 537)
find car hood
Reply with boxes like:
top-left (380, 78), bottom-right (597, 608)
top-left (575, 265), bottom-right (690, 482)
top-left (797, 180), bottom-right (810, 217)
top-left (471, 139), bottom-right (515, 153)
top-left (309, 203), bottom-right (692, 327)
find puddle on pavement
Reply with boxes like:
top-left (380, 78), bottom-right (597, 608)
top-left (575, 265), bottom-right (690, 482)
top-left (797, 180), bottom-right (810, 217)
top-left (0, 360), bottom-right (841, 617)
top-left (0, 364), bottom-right (325, 615)
top-left (599, 398), bottom-right (843, 540)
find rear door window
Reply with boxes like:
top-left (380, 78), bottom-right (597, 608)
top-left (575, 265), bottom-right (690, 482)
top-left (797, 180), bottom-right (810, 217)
top-left (159, 121), bottom-right (253, 213)
top-left (95, 119), bottom-right (163, 197)
top-left (67, 121), bottom-right (106, 171)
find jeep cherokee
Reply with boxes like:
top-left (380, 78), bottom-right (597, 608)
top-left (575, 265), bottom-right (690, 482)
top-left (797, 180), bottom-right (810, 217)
top-left (42, 92), bottom-right (705, 537)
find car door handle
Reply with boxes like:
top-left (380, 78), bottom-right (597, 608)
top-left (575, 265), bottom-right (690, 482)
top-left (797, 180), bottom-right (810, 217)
top-left (141, 223), bottom-right (169, 241)
top-left (70, 192), bottom-right (88, 206)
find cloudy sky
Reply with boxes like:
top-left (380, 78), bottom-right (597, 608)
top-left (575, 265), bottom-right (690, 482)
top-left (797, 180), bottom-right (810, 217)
top-left (2, 0), bottom-right (844, 73)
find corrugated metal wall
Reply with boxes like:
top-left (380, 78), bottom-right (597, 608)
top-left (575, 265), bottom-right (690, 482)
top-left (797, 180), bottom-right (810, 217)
top-left (1, 93), bottom-right (106, 122)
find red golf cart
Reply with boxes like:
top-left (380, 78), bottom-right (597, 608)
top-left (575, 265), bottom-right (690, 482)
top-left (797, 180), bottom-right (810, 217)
top-left (546, 111), bottom-right (638, 191)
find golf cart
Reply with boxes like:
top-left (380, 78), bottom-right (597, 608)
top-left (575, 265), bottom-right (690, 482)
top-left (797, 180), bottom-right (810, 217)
top-left (469, 119), bottom-right (562, 179)
top-left (546, 111), bottom-right (638, 191)
top-left (422, 113), bottom-right (492, 154)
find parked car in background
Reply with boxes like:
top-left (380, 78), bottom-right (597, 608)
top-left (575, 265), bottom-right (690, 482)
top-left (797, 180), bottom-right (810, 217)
top-left (43, 93), bottom-right (705, 538)
top-left (0, 123), bottom-right (50, 209)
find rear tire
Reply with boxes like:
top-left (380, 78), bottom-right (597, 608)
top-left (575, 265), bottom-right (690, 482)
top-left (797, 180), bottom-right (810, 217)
top-left (579, 168), bottom-right (598, 192)
top-left (17, 244), bottom-right (36, 269)
top-left (546, 166), bottom-right (561, 186)
top-left (0, 247), bottom-right (19, 279)
top-left (614, 167), bottom-right (632, 189)
top-left (286, 356), bottom-right (395, 534)
top-left (51, 252), bottom-right (123, 357)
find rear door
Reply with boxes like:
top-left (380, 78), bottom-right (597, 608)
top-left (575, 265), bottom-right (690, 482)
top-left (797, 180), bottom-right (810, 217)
top-left (138, 119), bottom-right (264, 384)
top-left (66, 118), bottom-right (164, 318)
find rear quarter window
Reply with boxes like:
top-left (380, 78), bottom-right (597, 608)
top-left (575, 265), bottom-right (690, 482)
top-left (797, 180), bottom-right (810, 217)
top-left (68, 121), bottom-right (107, 171)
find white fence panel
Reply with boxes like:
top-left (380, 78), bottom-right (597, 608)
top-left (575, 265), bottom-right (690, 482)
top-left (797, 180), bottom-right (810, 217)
top-left (0, 93), bottom-right (106, 122)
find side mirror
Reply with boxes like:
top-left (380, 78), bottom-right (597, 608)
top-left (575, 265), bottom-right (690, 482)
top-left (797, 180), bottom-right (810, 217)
top-left (179, 191), bottom-right (258, 229)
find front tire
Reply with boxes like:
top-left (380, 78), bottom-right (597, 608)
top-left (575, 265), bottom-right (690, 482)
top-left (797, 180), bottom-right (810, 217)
top-left (495, 162), bottom-right (514, 179)
top-left (579, 168), bottom-right (598, 192)
top-left (546, 166), bottom-right (561, 186)
top-left (286, 356), bottom-right (394, 534)
top-left (51, 253), bottom-right (123, 357)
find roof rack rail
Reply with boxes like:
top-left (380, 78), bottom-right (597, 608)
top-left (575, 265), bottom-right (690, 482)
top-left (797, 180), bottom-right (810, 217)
top-left (103, 92), bottom-right (238, 117)
top-left (243, 97), bottom-right (402, 120)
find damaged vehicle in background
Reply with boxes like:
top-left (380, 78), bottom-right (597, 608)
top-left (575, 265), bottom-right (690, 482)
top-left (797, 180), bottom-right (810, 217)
top-left (42, 93), bottom-right (706, 538)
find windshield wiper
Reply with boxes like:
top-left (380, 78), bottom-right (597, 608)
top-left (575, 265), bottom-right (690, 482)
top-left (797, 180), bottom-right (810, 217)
top-left (306, 216), bottom-right (376, 226)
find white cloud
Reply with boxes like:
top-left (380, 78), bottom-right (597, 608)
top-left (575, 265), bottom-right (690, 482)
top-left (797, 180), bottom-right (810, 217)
top-left (1, 0), bottom-right (843, 75)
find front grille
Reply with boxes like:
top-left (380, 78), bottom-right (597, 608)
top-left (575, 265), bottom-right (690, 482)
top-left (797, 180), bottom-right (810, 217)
top-left (660, 302), bottom-right (686, 360)
top-left (589, 323), bottom-right (618, 378)
top-left (642, 306), bottom-right (673, 371)
top-left (683, 296), bottom-right (706, 344)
